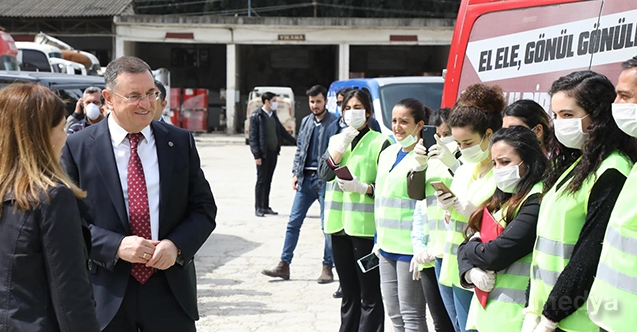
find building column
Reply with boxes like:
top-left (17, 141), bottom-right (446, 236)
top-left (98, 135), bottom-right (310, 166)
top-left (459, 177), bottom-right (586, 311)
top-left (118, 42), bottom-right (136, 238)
top-left (114, 38), bottom-right (133, 59)
top-left (338, 43), bottom-right (350, 81)
top-left (226, 43), bottom-right (237, 135)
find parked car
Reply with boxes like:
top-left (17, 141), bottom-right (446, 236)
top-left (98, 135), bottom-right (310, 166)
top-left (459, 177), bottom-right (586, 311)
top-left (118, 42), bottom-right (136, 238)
top-left (0, 71), bottom-right (104, 114)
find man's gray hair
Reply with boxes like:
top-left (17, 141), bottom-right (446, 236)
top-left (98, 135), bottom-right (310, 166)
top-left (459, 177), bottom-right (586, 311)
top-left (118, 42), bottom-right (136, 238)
top-left (103, 56), bottom-right (152, 90)
top-left (84, 86), bottom-right (102, 95)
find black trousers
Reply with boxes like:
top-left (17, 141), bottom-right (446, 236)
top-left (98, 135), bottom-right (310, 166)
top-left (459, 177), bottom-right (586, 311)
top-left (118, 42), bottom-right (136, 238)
top-left (103, 273), bottom-right (195, 332)
top-left (255, 149), bottom-right (278, 210)
top-left (331, 234), bottom-right (384, 332)
top-left (419, 267), bottom-right (455, 332)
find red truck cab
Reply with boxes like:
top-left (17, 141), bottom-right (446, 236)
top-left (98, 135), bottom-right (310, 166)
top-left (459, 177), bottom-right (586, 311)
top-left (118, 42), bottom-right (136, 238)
top-left (0, 31), bottom-right (19, 71)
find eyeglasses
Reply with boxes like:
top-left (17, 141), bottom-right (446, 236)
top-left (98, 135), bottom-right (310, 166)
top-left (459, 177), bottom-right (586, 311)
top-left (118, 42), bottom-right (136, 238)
top-left (109, 90), bottom-right (160, 104)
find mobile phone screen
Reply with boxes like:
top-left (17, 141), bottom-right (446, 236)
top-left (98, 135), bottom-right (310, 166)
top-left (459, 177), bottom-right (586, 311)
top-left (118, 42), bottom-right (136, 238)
top-left (357, 252), bottom-right (380, 273)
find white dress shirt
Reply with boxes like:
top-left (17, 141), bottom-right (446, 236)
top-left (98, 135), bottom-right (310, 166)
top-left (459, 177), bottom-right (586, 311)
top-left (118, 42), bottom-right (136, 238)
top-left (108, 115), bottom-right (160, 241)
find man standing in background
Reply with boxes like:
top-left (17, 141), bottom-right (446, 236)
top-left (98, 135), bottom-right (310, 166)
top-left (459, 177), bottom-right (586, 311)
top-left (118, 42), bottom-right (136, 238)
top-left (262, 85), bottom-right (338, 284)
top-left (249, 92), bottom-right (296, 217)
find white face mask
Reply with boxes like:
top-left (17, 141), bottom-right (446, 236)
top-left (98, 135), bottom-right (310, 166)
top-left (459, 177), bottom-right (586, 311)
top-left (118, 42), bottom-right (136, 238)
top-left (343, 109), bottom-right (367, 128)
top-left (439, 135), bottom-right (457, 151)
top-left (461, 136), bottom-right (489, 163)
top-left (85, 103), bottom-right (102, 120)
top-left (270, 101), bottom-right (279, 110)
top-left (493, 162), bottom-right (523, 193)
top-left (554, 115), bottom-right (589, 149)
top-left (612, 103), bottom-right (637, 138)
top-left (397, 126), bottom-right (419, 148)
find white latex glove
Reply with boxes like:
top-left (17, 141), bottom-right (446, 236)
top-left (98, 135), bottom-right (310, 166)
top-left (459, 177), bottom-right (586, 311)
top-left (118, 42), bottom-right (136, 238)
top-left (521, 308), bottom-right (540, 332)
top-left (453, 197), bottom-right (477, 219)
top-left (337, 175), bottom-right (369, 195)
top-left (435, 190), bottom-right (457, 211)
top-left (470, 231), bottom-right (481, 241)
top-left (414, 248), bottom-right (435, 265)
top-left (330, 126), bottom-right (359, 154)
top-left (465, 268), bottom-right (496, 292)
top-left (372, 243), bottom-right (380, 257)
top-left (409, 256), bottom-right (421, 281)
top-left (532, 316), bottom-right (558, 332)
top-left (412, 139), bottom-right (429, 171)
top-left (428, 134), bottom-right (457, 168)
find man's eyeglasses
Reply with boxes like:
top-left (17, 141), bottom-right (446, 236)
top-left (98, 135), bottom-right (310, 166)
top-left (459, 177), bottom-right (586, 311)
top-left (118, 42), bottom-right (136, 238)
top-left (109, 90), bottom-right (160, 104)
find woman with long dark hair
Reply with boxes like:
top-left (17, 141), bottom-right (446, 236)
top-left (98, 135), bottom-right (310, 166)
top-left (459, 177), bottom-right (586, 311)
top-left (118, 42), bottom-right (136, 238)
top-left (523, 71), bottom-right (637, 332)
top-left (457, 126), bottom-right (548, 331)
top-left (502, 99), bottom-right (553, 154)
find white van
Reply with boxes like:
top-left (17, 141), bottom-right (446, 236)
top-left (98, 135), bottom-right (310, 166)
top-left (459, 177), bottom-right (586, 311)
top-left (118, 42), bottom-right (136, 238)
top-left (16, 42), bottom-right (86, 75)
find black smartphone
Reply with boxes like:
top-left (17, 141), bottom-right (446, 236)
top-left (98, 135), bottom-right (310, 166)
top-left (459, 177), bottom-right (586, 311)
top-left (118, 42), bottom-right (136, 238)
top-left (334, 166), bottom-right (354, 181)
top-left (421, 125), bottom-right (437, 149)
top-left (357, 252), bottom-right (380, 273)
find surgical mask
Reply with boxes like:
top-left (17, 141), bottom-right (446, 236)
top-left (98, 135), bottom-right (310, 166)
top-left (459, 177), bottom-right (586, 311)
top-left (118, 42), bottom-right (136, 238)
top-left (440, 135), bottom-right (455, 145)
top-left (554, 115), bottom-right (589, 149)
top-left (85, 103), bottom-right (102, 121)
top-left (612, 103), bottom-right (637, 138)
top-left (270, 101), bottom-right (278, 110)
top-left (343, 109), bottom-right (367, 128)
top-left (493, 162), bottom-right (523, 193)
top-left (397, 126), bottom-right (419, 148)
top-left (461, 137), bottom-right (489, 163)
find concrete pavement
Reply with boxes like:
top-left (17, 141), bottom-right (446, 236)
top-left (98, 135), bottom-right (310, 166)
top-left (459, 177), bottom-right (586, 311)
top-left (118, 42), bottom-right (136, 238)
top-left (193, 134), bottom-right (435, 331)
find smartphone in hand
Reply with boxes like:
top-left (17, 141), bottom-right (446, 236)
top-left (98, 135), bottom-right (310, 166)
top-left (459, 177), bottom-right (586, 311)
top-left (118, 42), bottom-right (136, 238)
top-left (334, 166), bottom-right (354, 181)
top-left (420, 125), bottom-right (437, 149)
top-left (430, 181), bottom-right (456, 198)
top-left (357, 252), bottom-right (380, 273)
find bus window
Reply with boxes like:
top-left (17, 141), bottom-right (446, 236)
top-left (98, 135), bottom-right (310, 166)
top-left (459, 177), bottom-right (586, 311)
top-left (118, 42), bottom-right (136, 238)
top-left (379, 83), bottom-right (443, 127)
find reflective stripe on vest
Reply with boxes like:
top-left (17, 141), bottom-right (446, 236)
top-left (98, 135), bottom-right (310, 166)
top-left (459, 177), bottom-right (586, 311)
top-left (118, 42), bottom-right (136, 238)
top-left (596, 261), bottom-right (637, 295)
top-left (604, 225), bottom-right (637, 256)
top-left (535, 236), bottom-right (574, 259)
top-left (502, 261), bottom-right (532, 277)
top-left (488, 287), bottom-right (527, 305)
top-left (528, 152), bottom-right (633, 332)
top-left (323, 131), bottom-right (388, 236)
top-left (375, 144), bottom-right (418, 254)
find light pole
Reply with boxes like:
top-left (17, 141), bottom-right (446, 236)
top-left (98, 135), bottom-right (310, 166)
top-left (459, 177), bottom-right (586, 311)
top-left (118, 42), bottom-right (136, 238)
top-left (248, 0), bottom-right (252, 17)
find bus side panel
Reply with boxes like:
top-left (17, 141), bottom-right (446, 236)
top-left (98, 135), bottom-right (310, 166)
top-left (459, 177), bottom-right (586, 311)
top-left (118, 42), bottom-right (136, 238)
top-left (590, 0), bottom-right (637, 85)
top-left (442, 0), bottom-right (591, 108)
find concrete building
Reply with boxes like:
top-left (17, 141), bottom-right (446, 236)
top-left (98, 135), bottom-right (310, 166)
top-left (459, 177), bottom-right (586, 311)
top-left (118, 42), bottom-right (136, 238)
top-left (116, 16), bottom-right (454, 134)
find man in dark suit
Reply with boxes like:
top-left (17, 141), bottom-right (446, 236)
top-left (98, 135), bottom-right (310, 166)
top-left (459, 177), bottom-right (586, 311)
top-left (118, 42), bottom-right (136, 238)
top-left (61, 56), bottom-right (217, 332)
top-left (249, 91), bottom-right (296, 217)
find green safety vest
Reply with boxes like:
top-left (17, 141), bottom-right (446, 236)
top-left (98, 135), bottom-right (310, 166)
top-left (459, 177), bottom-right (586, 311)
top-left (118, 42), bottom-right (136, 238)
top-left (588, 162), bottom-right (637, 332)
top-left (324, 130), bottom-right (389, 236)
top-left (439, 162), bottom-right (496, 287)
top-left (424, 158), bottom-right (454, 258)
top-left (528, 152), bottom-right (632, 332)
top-left (375, 144), bottom-right (418, 255)
top-left (466, 182), bottom-right (543, 332)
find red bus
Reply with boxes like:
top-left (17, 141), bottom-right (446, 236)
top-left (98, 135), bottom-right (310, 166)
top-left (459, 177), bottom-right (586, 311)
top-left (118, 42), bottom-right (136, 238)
top-left (443, 0), bottom-right (637, 110)
top-left (0, 31), bottom-right (19, 71)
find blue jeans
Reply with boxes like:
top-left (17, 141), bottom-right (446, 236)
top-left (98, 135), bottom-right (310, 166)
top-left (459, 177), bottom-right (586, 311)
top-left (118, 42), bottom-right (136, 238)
top-left (452, 285), bottom-right (476, 332)
top-left (280, 174), bottom-right (333, 266)
top-left (435, 258), bottom-right (461, 332)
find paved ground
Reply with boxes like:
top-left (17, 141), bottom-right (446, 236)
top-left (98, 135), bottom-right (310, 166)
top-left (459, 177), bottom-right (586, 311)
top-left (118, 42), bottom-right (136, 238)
top-left (192, 134), bottom-right (434, 332)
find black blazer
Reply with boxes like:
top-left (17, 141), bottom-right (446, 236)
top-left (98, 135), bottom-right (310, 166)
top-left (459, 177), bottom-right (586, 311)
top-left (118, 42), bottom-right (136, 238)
top-left (248, 108), bottom-right (296, 159)
top-left (0, 185), bottom-right (100, 332)
top-left (61, 119), bottom-right (217, 330)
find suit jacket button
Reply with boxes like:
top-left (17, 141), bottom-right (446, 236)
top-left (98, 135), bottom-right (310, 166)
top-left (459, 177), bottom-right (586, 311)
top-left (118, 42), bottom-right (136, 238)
top-left (87, 259), bottom-right (93, 270)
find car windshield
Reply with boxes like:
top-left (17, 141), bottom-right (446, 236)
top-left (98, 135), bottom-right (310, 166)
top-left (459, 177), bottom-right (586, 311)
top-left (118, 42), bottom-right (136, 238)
top-left (49, 52), bottom-right (63, 59)
top-left (379, 82), bottom-right (443, 128)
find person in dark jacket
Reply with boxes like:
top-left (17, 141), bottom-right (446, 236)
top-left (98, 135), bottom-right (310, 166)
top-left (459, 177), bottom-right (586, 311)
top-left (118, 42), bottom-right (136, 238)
top-left (262, 85), bottom-right (338, 283)
top-left (249, 91), bottom-right (296, 217)
top-left (0, 83), bottom-right (100, 332)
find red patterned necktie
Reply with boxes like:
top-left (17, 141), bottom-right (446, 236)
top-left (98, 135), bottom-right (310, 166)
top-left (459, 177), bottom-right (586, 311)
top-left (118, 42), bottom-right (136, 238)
top-left (127, 133), bottom-right (153, 284)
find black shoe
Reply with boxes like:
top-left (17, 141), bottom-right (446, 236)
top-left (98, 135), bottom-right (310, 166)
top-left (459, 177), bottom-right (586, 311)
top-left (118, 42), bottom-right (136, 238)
top-left (264, 207), bottom-right (278, 215)
top-left (255, 209), bottom-right (265, 217)
top-left (332, 285), bottom-right (342, 298)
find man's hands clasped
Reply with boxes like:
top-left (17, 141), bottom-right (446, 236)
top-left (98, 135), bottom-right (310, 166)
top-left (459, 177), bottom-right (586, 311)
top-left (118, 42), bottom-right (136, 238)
top-left (117, 236), bottom-right (180, 270)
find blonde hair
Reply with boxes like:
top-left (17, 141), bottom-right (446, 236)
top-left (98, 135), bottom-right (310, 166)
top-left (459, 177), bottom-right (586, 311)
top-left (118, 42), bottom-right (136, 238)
top-left (0, 83), bottom-right (85, 212)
